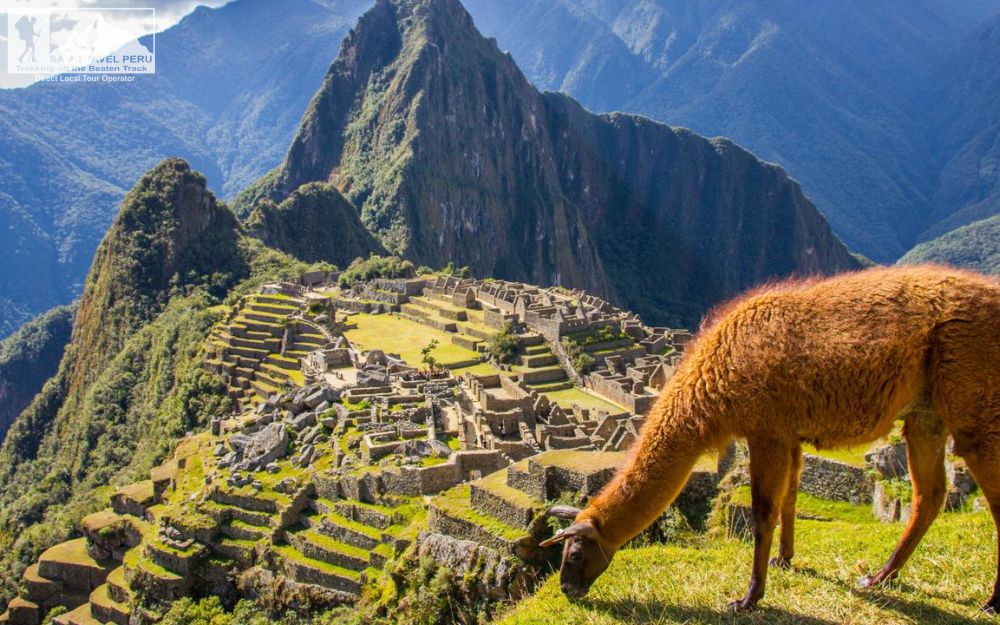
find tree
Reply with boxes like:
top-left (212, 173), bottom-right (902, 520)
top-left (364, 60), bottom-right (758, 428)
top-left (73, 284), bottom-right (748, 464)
top-left (421, 339), bottom-right (439, 373)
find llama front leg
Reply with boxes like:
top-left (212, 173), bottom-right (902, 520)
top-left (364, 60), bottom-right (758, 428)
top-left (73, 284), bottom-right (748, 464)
top-left (729, 438), bottom-right (793, 612)
top-left (860, 411), bottom-right (947, 589)
top-left (771, 444), bottom-right (803, 569)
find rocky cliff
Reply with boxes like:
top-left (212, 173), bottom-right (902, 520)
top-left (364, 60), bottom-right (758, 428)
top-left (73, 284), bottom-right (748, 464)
top-left (238, 0), bottom-right (859, 326)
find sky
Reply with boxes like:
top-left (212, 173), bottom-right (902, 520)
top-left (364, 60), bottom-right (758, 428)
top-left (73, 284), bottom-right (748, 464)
top-left (0, 0), bottom-right (232, 87)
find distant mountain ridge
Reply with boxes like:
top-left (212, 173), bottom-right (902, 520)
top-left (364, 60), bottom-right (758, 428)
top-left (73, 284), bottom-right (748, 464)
top-left (899, 214), bottom-right (1000, 275)
top-left (0, 305), bottom-right (75, 441)
top-left (0, 0), bottom-right (370, 337)
top-left (238, 0), bottom-right (859, 326)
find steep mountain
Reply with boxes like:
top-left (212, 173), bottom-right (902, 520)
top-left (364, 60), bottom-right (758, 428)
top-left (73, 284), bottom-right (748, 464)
top-left (0, 304), bottom-right (75, 441)
top-left (0, 159), bottom-right (295, 602)
top-left (245, 182), bottom-right (385, 265)
top-left (922, 14), bottom-right (1000, 240)
top-left (462, 0), bottom-right (1000, 262)
top-left (239, 0), bottom-right (858, 326)
top-left (899, 214), bottom-right (1000, 275)
top-left (0, 0), bottom-right (370, 337)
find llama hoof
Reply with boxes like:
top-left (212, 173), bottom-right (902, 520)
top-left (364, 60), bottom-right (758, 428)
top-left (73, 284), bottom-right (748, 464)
top-left (981, 597), bottom-right (1000, 615)
top-left (727, 597), bottom-right (758, 613)
top-left (769, 556), bottom-right (792, 570)
top-left (857, 573), bottom-right (891, 590)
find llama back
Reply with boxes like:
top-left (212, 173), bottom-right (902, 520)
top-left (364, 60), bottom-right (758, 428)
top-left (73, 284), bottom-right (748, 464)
top-left (661, 265), bottom-right (997, 447)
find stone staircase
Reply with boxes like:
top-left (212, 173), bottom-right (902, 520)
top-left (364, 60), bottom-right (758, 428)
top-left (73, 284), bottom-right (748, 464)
top-left (245, 492), bottom-right (419, 599)
top-left (206, 294), bottom-right (329, 408)
top-left (517, 335), bottom-right (572, 391)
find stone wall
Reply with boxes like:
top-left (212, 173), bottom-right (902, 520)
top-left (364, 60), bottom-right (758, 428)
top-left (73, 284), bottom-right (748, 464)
top-left (799, 454), bottom-right (874, 504)
top-left (584, 371), bottom-right (653, 415)
top-left (415, 533), bottom-right (537, 602)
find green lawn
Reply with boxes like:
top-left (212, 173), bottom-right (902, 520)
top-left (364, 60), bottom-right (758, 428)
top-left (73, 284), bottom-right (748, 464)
top-left (496, 504), bottom-right (997, 625)
top-left (543, 387), bottom-right (626, 414)
top-left (343, 313), bottom-right (481, 368)
top-left (457, 362), bottom-right (501, 376)
top-left (804, 445), bottom-right (870, 468)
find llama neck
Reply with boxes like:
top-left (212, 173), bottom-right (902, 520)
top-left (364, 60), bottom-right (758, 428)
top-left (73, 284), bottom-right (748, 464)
top-left (580, 390), bottom-right (716, 548)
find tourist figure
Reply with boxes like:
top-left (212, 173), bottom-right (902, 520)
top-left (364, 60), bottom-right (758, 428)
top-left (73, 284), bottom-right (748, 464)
top-left (16, 16), bottom-right (41, 63)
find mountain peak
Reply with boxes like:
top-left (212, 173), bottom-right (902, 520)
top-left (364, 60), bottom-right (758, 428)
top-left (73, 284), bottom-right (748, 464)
top-left (73, 158), bottom-right (247, 381)
top-left (238, 0), bottom-right (858, 326)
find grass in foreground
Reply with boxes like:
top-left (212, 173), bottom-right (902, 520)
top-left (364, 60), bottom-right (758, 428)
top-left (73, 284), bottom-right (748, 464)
top-left (497, 509), bottom-right (997, 625)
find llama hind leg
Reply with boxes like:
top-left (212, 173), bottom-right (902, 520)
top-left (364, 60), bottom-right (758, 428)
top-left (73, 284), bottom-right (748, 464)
top-left (770, 444), bottom-right (803, 569)
top-left (953, 441), bottom-right (1000, 613)
top-left (729, 438), bottom-right (794, 612)
top-left (860, 410), bottom-right (948, 589)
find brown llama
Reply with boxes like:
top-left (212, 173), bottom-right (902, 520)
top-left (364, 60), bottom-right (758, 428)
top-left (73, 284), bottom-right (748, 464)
top-left (540, 265), bottom-right (1000, 612)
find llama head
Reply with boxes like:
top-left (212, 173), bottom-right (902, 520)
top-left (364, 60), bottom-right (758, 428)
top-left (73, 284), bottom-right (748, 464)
top-left (540, 505), bottom-right (617, 598)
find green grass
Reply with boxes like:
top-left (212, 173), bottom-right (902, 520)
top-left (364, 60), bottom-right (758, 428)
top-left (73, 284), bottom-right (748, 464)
top-left (40, 537), bottom-right (107, 567)
top-left (343, 313), bottom-right (481, 368)
top-left (804, 445), bottom-right (870, 468)
top-left (498, 508), bottom-right (997, 625)
top-left (542, 387), bottom-right (626, 414)
top-left (476, 469), bottom-right (541, 509)
top-left (532, 450), bottom-right (625, 473)
top-left (726, 487), bottom-right (875, 526)
top-left (289, 526), bottom-right (370, 560)
top-left (454, 362), bottom-right (501, 376)
top-left (123, 544), bottom-right (181, 581)
top-left (273, 545), bottom-right (362, 581)
top-left (433, 485), bottom-right (527, 542)
top-left (321, 511), bottom-right (384, 541)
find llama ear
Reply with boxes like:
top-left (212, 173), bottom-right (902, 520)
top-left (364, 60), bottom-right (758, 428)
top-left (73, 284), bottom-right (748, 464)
top-left (544, 505), bottom-right (582, 520)
top-left (539, 521), bottom-right (590, 547)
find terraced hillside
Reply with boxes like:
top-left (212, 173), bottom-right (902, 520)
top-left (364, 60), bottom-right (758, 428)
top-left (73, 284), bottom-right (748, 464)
top-left (0, 412), bottom-right (427, 625)
top-left (207, 291), bottom-right (332, 408)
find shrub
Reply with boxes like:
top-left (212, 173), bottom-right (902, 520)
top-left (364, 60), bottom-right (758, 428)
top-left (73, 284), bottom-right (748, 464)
top-left (561, 337), bottom-right (596, 374)
top-left (338, 255), bottom-right (415, 287)
top-left (571, 351), bottom-right (596, 374)
top-left (486, 322), bottom-right (520, 364)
